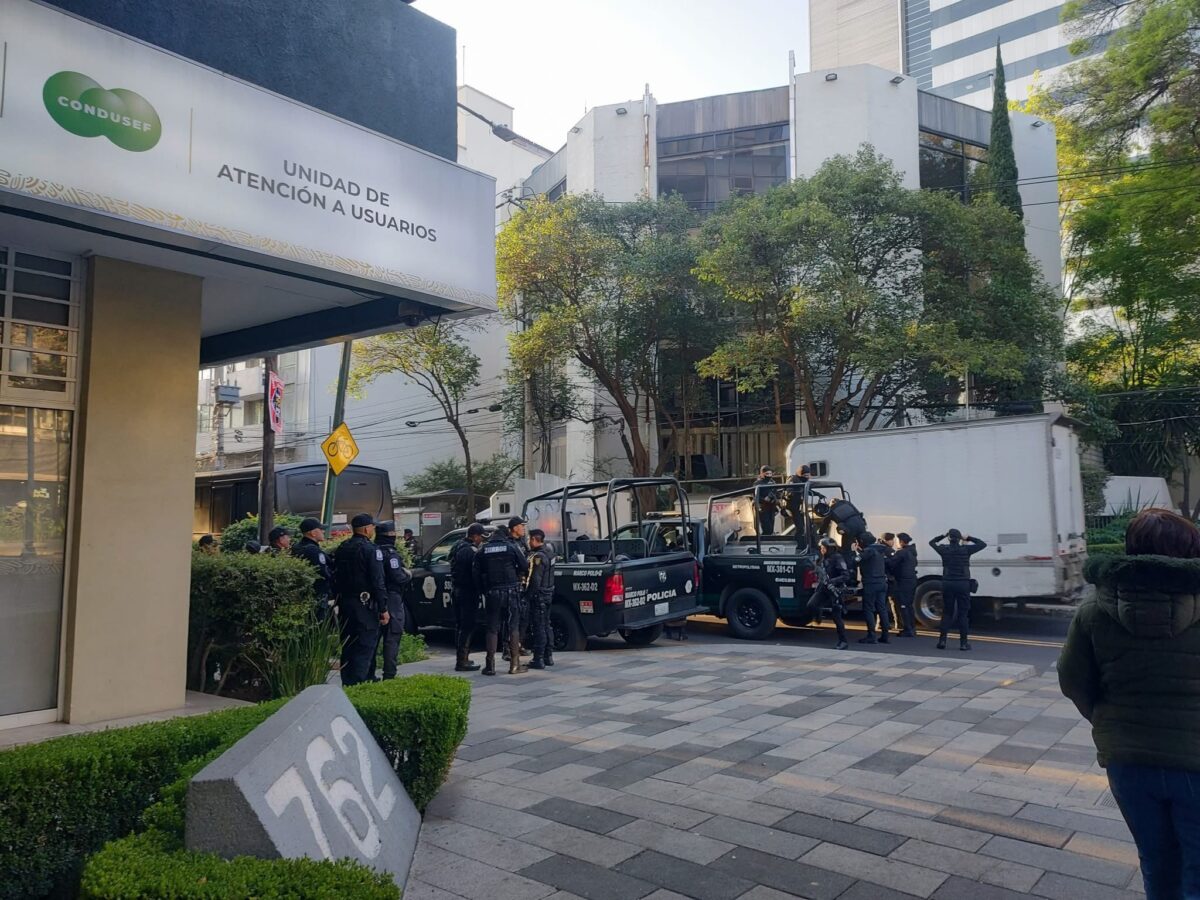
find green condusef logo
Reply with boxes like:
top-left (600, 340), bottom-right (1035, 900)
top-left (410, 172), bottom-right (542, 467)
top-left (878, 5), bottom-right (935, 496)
top-left (43, 71), bottom-right (161, 152)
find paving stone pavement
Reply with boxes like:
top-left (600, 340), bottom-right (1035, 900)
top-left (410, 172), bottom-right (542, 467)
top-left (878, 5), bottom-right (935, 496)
top-left (402, 644), bottom-right (1143, 900)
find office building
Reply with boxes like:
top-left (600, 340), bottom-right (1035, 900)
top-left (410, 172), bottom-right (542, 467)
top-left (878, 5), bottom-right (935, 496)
top-left (810, 0), bottom-right (1107, 108)
top-left (518, 64), bottom-right (1060, 480)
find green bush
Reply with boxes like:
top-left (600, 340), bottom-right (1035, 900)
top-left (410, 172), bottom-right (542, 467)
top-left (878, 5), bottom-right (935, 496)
top-left (1087, 542), bottom-right (1125, 557)
top-left (252, 610), bottom-right (344, 700)
top-left (218, 513), bottom-right (306, 553)
top-left (80, 832), bottom-right (398, 900)
top-left (1088, 513), bottom-right (1134, 546)
top-left (0, 675), bottom-right (470, 899)
top-left (189, 552), bottom-right (316, 694)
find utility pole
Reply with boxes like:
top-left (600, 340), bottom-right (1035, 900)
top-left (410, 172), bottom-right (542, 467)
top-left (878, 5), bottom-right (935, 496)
top-left (258, 355), bottom-right (278, 546)
top-left (321, 341), bottom-right (353, 534)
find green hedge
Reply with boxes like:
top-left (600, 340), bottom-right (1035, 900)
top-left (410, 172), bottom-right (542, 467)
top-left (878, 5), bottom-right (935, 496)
top-left (1087, 542), bottom-right (1125, 557)
top-left (0, 675), bottom-right (470, 899)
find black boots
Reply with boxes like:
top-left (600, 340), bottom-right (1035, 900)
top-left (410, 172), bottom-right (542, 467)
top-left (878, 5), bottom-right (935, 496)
top-left (483, 634), bottom-right (497, 676)
top-left (508, 636), bottom-right (527, 674)
top-left (960, 639), bottom-right (972, 651)
top-left (544, 649), bottom-right (554, 667)
top-left (937, 635), bottom-right (947, 650)
top-left (455, 648), bottom-right (480, 672)
top-left (529, 657), bottom-right (546, 670)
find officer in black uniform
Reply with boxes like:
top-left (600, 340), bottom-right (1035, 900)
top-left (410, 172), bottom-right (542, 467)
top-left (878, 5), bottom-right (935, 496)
top-left (504, 516), bottom-right (532, 663)
top-left (525, 528), bottom-right (556, 671)
top-left (373, 521), bottom-right (412, 680)
top-left (888, 532), bottom-right (919, 637)
top-left (334, 513), bottom-right (388, 686)
top-left (784, 465), bottom-right (810, 547)
top-left (474, 521), bottom-right (527, 676)
top-left (450, 523), bottom-right (487, 672)
top-left (856, 532), bottom-right (892, 644)
top-left (753, 466), bottom-right (779, 536)
top-left (807, 537), bottom-right (851, 650)
top-left (292, 517), bottom-right (335, 620)
top-left (929, 529), bottom-right (987, 650)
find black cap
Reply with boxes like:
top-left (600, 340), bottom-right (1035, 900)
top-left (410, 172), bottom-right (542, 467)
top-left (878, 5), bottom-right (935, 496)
top-left (508, 516), bottom-right (526, 529)
top-left (268, 526), bottom-right (290, 543)
top-left (859, 531), bottom-right (876, 546)
top-left (947, 528), bottom-right (963, 541)
top-left (299, 517), bottom-right (322, 534)
top-left (351, 513), bottom-right (375, 529)
top-left (467, 523), bottom-right (486, 537)
top-left (375, 520), bottom-right (397, 535)
top-left (760, 464), bottom-right (773, 474)
top-left (898, 532), bottom-right (913, 544)
top-left (197, 534), bottom-right (214, 546)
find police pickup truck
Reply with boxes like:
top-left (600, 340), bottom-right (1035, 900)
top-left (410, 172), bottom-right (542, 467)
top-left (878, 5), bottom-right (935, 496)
top-left (402, 525), bottom-right (494, 634)
top-left (521, 478), bottom-right (703, 651)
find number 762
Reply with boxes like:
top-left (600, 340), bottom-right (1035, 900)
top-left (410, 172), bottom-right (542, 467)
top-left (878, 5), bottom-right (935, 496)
top-left (264, 715), bottom-right (395, 860)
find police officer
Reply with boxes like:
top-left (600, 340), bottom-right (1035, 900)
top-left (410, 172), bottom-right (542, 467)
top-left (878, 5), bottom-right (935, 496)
top-left (334, 513), bottom-right (389, 686)
top-left (784, 465), bottom-right (810, 547)
top-left (474, 521), bottom-right (527, 676)
top-left (753, 466), bottom-right (779, 536)
top-left (373, 521), bottom-right (412, 680)
top-left (525, 528), bottom-right (555, 671)
top-left (807, 537), bottom-right (851, 650)
top-left (449, 523), bottom-right (486, 672)
top-left (888, 532), bottom-right (918, 637)
top-left (504, 516), bottom-right (532, 662)
top-left (929, 529), bottom-right (987, 650)
top-left (267, 526), bottom-right (291, 555)
top-left (856, 531), bottom-right (892, 644)
top-left (292, 517), bottom-right (335, 620)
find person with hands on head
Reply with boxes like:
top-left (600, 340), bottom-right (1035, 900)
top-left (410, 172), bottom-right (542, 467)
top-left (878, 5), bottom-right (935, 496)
top-left (929, 528), bottom-right (987, 650)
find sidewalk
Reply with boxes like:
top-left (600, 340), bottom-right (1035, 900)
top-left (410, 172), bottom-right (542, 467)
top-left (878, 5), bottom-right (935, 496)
top-left (402, 644), bottom-right (1141, 900)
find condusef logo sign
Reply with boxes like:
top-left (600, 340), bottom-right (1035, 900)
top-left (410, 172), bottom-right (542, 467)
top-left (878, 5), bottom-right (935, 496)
top-left (42, 71), bottom-right (161, 151)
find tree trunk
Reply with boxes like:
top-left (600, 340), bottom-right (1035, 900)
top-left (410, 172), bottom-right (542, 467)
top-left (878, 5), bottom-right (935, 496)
top-left (452, 418), bottom-right (475, 522)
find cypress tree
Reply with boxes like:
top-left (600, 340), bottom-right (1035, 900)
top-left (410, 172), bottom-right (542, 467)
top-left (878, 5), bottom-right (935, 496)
top-left (988, 42), bottom-right (1024, 221)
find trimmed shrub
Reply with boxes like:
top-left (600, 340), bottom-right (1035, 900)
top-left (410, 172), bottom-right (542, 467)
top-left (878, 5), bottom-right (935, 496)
top-left (0, 675), bottom-right (470, 899)
top-left (1087, 542), bottom-right (1125, 557)
top-left (80, 832), bottom-right (398, 900)
top-left (347, 674), bottom-right (470, 812)
top-left (189, 552), bottom-right (316, 694)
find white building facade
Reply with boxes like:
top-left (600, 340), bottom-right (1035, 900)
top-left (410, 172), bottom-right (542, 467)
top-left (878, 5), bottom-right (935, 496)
top-left (518, 64), bottom-right (1061, 481)
top-left (810, 0), bottom-right (1108, 108)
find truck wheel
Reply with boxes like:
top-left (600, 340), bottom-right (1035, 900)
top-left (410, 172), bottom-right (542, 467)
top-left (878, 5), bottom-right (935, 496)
top-left (914, 581), bottom-right (944, 630)
top-left (619, 624), bottom-right (664, 646)
top-left (550, 604), bottom-right (587, 652)
top-left (726, 588), bottom-right (777, 641)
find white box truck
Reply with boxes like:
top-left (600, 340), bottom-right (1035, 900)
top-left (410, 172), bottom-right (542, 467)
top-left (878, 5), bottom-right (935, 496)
top-left (786, 414), bottom-right (1088, 627)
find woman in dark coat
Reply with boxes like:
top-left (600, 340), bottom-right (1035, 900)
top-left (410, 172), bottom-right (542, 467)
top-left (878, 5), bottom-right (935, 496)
top-left (1058, 508), bottom-right (1200, 899)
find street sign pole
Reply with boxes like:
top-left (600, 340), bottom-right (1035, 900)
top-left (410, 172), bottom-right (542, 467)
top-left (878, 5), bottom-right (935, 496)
top-left (321, 340), bottom-right (353, 534)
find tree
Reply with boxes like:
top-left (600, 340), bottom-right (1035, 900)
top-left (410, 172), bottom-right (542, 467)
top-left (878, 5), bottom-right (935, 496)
top-left (348, 319), bottom-right (483, 514)
top-left (1039, 0), bottom-right (1200, 516)
top-left (695, 147), bottom-right (1060, 434)
top-left (496, 193), bottom-right (704, 476)
top-left (988, 42), bottom-right (1024, 220)
top-left (402, 453), bottom-right (522, 501)
top-left (1059, 0), bottom-right (1200, 160)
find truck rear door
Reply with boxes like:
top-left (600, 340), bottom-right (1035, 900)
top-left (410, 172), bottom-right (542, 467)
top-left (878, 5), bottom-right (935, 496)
top-left (613, 553), bottom-right (702, 627)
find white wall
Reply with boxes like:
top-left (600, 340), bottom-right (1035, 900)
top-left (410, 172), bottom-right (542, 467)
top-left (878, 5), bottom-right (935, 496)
top-left (1011, 110), bottom-right (1063, 291)
top-left (794, 65), bottom-right (921, 188)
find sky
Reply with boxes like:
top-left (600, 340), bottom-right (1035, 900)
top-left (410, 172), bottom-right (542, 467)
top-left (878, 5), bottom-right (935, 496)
top-left (417, 0), bottom-right (812, 151)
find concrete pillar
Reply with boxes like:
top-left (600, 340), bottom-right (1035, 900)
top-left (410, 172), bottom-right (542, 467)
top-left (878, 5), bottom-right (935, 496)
top-left (62, 257), bottom-right (203, 724)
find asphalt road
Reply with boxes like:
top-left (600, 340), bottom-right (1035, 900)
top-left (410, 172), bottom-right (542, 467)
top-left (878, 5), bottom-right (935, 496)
top-left (420, 608), bottom-right (1070, 674)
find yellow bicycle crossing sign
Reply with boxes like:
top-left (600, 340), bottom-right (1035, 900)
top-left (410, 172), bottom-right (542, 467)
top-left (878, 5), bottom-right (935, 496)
top-left (321, 422), bottom-right (359, 476)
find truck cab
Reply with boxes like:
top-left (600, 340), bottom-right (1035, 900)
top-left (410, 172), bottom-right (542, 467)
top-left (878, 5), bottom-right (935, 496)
top-left (523, 478), bottom-right (704, 651)
top-left (700, 480), bottom-right (852, 639)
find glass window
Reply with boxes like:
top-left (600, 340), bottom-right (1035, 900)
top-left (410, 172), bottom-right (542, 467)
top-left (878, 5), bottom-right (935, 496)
top-left (658, 123), bottom-right (788, 213)
top-left (966, 158), bottom-right (990, 201)
top-left (964, 143), bottom-right (989, 161)
top-left (919, 131), bottom-right (961, 153)
top-left (546, 178), bottom-right (567, 202)
top-left (11, 298), bottom-right (70, 326)
top-left (13, 271), bottom-right (71, 301)
top-left (0, 404), bottom-right (73, 716)
top-left (919, 147), bottom-right (965, 199)
top-left (15, 253), bottom-right (72, 276)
